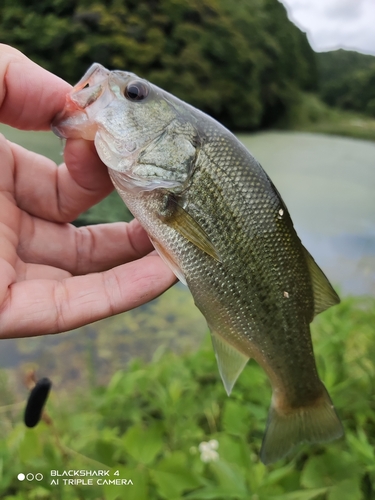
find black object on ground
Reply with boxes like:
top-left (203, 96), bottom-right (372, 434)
top-left (24, 377), bottom-right (52, 428)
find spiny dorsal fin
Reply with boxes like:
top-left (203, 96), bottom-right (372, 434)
top-left (210, 329), bottom-right (249, 396)
top-left (157, 197), bottom-right (221, 261)
top-left (302, 247), bottom-right (340, 317)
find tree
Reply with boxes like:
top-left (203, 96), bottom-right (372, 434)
top-left (316, 50), bottom-right (375, 117)
top-left (0, 0), bottom-right (317, 129)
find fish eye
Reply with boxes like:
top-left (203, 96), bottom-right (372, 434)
top-left (124, 81), bottom-right (149, 102)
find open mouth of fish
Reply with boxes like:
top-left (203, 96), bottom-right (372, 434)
top-left (52, 63), bottom-right (113, 140)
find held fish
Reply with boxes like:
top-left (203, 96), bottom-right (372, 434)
top-left (52, 64), bottom-right (344, 464)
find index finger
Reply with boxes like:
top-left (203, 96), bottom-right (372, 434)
top-left (0, 44), bottom-right (71, 131)
top-left (0, 255), bottom-right (176, 338)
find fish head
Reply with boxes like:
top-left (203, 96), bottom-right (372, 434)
top-left (52, 64), bottom-right (198, 191)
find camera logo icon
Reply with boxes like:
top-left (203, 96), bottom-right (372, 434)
top-left (17, 473), bottom-right (43, 481)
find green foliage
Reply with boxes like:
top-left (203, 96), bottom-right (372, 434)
top-left (321, 65), bottom-right (375, 117)
top-left (1, 296), bottom-right (375, 499)
top-left (277, 92), bottom-right (375, 141)
top-left (123, 422), bottom-right (164, 464)
top-left (0, 0), bottom-right (316, 130)
top-left (317, 49), bottom-right (375, 86)
top-left (317, 50), bottom-right (375, 118)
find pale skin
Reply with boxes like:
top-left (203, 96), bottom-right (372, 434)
top-left (0, 45), bottom-right (176, 338)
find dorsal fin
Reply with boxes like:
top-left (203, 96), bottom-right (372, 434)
top-left (302, 247), bottom-right (340, 317)
top-left (210, 329), bottom-right (249, 395)
top-left (266, 173), bottom-right (340, 317)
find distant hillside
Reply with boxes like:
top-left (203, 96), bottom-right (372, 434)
top-left (317, 50), bottom-right (375, 84)
top-left (0, 0), bottom-right (317, 130)
top-left (316, 50), bottom-right (375, 116)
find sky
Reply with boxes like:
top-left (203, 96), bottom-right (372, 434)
top-left (279, 0), bottom-right (375, 55)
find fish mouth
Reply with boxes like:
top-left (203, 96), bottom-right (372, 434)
top-left (51, 63), bottom-right (114, 140)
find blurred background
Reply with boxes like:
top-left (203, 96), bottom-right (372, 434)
top-left (0, 1), bottom-right (375, 499)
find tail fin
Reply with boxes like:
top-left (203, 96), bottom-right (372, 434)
top-left (260, 386), bottom-right (344, 465)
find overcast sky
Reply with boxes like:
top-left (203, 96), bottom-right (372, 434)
top-left (279, 0), bottom-right (375, 55)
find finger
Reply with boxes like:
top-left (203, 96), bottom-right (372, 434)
top-left (63, 138), bottom-right (112, 193)
top-left (0, 255), bottom-right (177, 338)
top-left (6, 139), bottom-right (113, 222)
top-left (15, 261), bottom-right (72, 281)
top-left (0, 44), bottom-right (71, 130)
top-left (18, 217), bottom-right (153, 275)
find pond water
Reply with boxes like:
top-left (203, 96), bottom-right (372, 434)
top-left (0, 126), bottom-right (374, 378)
top-left (2, 124), bottom-right (373, 295)
top-left (238, 132), bottom-right (375, 296)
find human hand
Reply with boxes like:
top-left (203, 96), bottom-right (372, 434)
top-left (0, 45), bottom-right (176, 338)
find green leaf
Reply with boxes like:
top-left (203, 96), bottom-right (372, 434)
top-left (246, 461), bottom-right (267, 492)
top-left (29, 487), bottom-right (51, 499)
top-left (150, 451), bottom-right (201, 499)
top-left (328, 478), bottom-right (362, 500)
top-left (215, 434), bottom-right (251, 469)
top-left (209, 460), bottom-right (248, 497)
top-left (107, 370), bottom-right (146, 398)
top-left (103, 467), bottom-right (149, 500)
top-left (346, 429), bottom-right (375, 466)
top-left (275, 488), bottom-right (328, 500)
top-left (262, 462), bottom-right (295, 487)
top-left (222, 400), bottom-right (250, 436)
top-left (185, 486), bottom-right (247, 499)
top-left (19, 429), bottom-right (42, 463)
top-left (122, 422), bottom-right (163, 465)
top-left (301, 450), bottom-right (362, 489)
top-left (94, 440), bottom-right (117, 467)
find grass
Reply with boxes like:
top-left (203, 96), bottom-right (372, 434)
top-left (278, 92), bottom-right (375, 142)
top-left (1, 296), bottom-right (375, 499)
top-left (0, 123), bottom-right (63, 164)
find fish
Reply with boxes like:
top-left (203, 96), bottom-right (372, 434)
top-left (52, 63), bottom-right (344, 464)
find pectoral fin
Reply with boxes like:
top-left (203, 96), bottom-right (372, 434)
top-left (302, 247), bottom-right (340, 317)
top-left (157, 197), bottom-right (221, 261)
top-left (210, 329), bottom-right (249, 396)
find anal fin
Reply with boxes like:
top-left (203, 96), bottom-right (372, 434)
top-left (210, 329), bottom-right (249, 396)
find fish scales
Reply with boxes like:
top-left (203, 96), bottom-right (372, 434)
top-left (52, 63), bottom-right (344, 464)
top-left (173, 130), bottom-right (319, 400)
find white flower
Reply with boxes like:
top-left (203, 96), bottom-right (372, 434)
top-left (208, 439), bottom-right (219, 450)
top-left (198, 441), bottom-right (210, 452)
top-left (198, 440), bottom-right (220, 462)
top-left (201, 449), bottom-right (219, 462)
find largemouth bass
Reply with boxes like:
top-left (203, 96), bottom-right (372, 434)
top-left (52, 64), bottom-right (344, 464)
